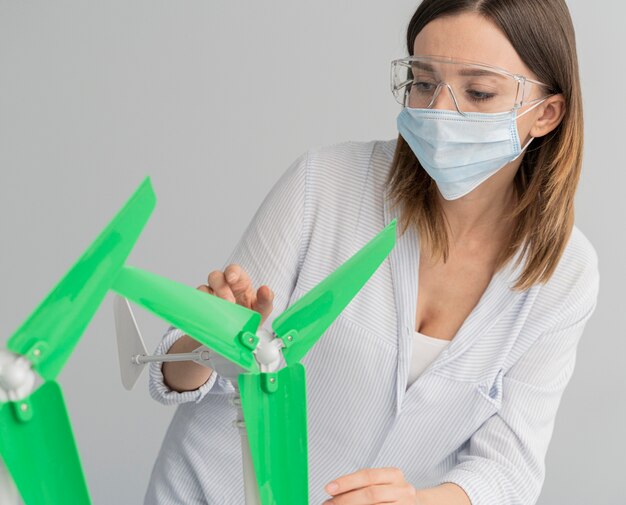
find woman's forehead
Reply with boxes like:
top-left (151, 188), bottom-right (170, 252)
top-left (408, 58), bottom-right (513, 83)
top-left (412, 12), bottom-right (532, 77)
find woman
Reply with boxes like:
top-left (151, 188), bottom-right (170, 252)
top-left (145, 1), bottom-right (599, 504)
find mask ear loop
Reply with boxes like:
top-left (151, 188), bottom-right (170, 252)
top-left (512, 97), bottom-right (550, 159)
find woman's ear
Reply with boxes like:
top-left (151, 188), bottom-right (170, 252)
top-left (530, 94), bottom-right (566, 138)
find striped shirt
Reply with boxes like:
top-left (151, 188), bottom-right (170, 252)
top-left (145, 138), bottom-right (600, 505)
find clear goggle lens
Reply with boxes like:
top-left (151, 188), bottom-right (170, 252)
top-left (391, 56), bottom-right (550, 115)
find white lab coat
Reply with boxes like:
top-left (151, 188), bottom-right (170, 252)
top-left (145, 138), bottom-right (599, 505)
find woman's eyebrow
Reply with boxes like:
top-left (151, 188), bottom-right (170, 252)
top-left (457, 68), bottom-right (503, 77)
top-left (411, 61), bottom-right (435, 72)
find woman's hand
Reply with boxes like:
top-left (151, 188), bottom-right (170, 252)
top-left (322, 467), bottom-right (419, 504)
top-left (162, 263), bottom-right (274, 392)
top-left (202, 263), bottom-right (274, 325)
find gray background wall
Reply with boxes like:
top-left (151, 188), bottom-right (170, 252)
top-left (0, 1), bottom-right (623, 503)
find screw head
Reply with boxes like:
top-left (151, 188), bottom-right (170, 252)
top-left (287, 336), bottom-right (293, 341)
top-left (248, 337), bottom-right (254, 343)
top-left (20, 403), bottom-right (28, 412)
top-left (270, 377), bottom-right (275, 383)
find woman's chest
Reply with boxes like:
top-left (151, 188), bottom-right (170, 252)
top-left (415, 248), bottom-right (499, 341)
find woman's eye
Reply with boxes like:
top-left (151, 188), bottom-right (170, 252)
top-left (466, 89), bottom-right (496, 101)
top-left (412, 81), bottom-right (436, 92)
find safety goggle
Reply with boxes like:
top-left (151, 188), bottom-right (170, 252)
top-left (391, 55), bottom-right (555, 115)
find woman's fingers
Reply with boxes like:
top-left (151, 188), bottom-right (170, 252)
top-left (207, 265), bottom-right (259, 310)
top-left (206, 264), bottom-right (275, 325)
top-left (223, 264), bottom-right (255, 308)
top-left (207, 270), bottom-right (236, 303)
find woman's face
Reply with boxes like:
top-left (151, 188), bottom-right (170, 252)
top-left (412, 12), bottom-right (545, 143)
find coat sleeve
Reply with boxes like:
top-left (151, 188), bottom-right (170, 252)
top-left (148, 150), bottom-right (310, 405)
top-left (433, 252), bottom-right (600, 504)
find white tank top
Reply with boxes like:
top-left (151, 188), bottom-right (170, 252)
top-left (406, 330), bottom-right (450, 389)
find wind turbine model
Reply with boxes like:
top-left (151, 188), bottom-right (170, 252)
top-left (112, 218), bottom-right (397, 505)
top-left (113, 295), bottom-right (216, 391)
top-left (0, 177), bottom-right (156, 505)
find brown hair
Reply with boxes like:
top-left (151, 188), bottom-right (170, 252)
top-left (386, 0), bottom-right (583, 290)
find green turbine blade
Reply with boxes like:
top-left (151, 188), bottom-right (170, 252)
top-left (7, 177), bottom-right (155, 380)
top-left (239, 364), bottom-right (308, 505)
top-left (272, 219), bottom-right (396, 366)
top-left (112, 265), bottom-right (262, 372)
top-left (0, 382), bottom-right (90, 505)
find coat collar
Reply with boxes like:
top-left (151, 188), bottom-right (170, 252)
top-left (381, 183), bottom-right (527, 414)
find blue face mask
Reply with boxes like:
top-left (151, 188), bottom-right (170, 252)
top-left (396, 99), bottom-right (547, 200)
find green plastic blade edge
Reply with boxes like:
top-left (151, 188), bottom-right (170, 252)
top-left (239, 363), bottom-right (308, 505)
top-left (273, 219), bottom-right (396, 365)
top-left (0, 381), bottom-right (90, 505)
top-left (112, 265), bottom-right (261, 372)
top-left (7, 177), bottom-right (155, 380)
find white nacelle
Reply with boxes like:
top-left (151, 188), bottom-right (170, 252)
top-left (0, 350), bottom-right (36, 403)
top-left (253, 328), bottom-right (285, 372)
top-left (195, 328), bottom-right (286, 384)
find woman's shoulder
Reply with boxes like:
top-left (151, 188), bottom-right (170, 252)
top-left (297, 138), bottom-right (397, 214)
top-left (552, 225), bottom-right (599, 289)
top-left (305, 137), bottom-right (397, 176)
top-left (564, 225), bottom-right (599, 270)
top-left (529, 225), bottom-right (599, 329)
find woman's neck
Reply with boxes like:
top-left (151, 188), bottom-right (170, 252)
top-left (438, 182), bottom-right (516, 249)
